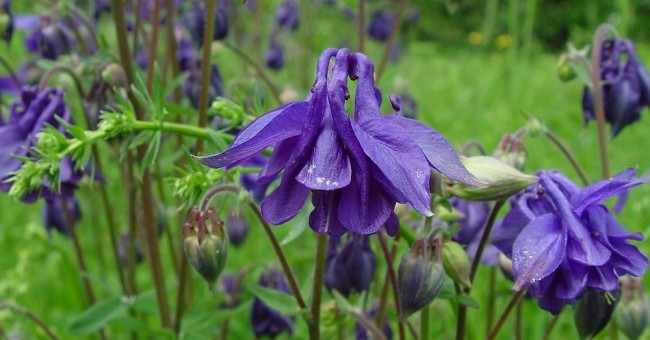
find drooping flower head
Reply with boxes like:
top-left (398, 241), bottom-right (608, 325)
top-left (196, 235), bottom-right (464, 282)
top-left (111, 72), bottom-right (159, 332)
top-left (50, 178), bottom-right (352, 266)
top-left (0, 86), bottom-right (80, 200)
top-left (324, 234), bottom-right (376, 296)
top-left (496, 169), bottom-right (649, 314)
top-left (582, 38), bottom-right (650, 136)
top-left (197, 48), bottom-right (482, 236)
top-left (251, 269), bottom-right (294, 337)
top-left (265, 34), bottom-right (284, 70)
top-left (42, 193), bottom-right (81, 236)
top-left (367, 9), bottom-right (393, 42)
top-left (25, 16), bottom-right (75, 60)
top-left (182, 59), bottom-right (225, 109)
top-left (181, 0), bottom-right (228, 47)
top-left (275, 0), bottom-right (299, 31)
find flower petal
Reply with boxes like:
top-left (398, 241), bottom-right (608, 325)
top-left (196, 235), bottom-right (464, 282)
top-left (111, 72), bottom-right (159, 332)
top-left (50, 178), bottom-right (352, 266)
top-left (386, 115), bottom-right (484, 187)
top-left (384, 212), bottom-right (399, 237)
top-left (338, 176), bottom-right (392, 235)
top-left (261, 168), bottom-right (310, 225)
top-left (512, 214), bottom-right (566, 290)
top-left (309, 191), bottom-right (346, 236)
top-left (258, 136), bottom-right (299, 184)
top-left (197, 102), bottom-right (307, 169)
top-left (0, 125), bottom-right (28, 177)
top-left (351, 116), bottom-right (432, 216)
top-left (572, 168), bottom-right (650, 215)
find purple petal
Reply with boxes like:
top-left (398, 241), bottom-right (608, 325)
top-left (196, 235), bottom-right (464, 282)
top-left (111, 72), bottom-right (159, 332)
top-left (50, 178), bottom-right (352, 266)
top-left (512, 214), bottom-right (566, 290)
top-left (309, 191), bottom-right (346, 236)
top-left (197, 102), bottom-right (307, 168)
top-left (261, 166), bottom-right (310, 225)
top-left (385, 212), bottom-right (399, 237)
top-left (572, 168), bottom-right (649, 215)
top-left (608, 241), bottom-right (649, 277)
top-left (14, 15), bottom-right (40, 30)
top-left (296, 113), bottom-right (351, 190)
top-left (351, 116), bottom-right (432, 216)
top-left (258, 136), bottom-right (299, 184)
top-left (554, 263), bottom-right (588, 300)
top-left (338, 176), bottom-right (392, 235)
top-left (0, 125), bottom-right (28, 177)
top-left (386, 115), bottom-right (484, 187)
top-left (565, 218), bottom-right (611, 267)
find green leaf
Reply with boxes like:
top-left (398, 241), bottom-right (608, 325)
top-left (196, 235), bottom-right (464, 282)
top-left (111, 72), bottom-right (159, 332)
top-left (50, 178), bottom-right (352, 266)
top-left (331, 290), bottom-right (355, 312)
top-left (129, 130), bottom-right (156, 150)
top-left (68, 296), bottom-right (126, 334)
top-left (139, 132), bottom-right (161, 177)
top-left (457, 294), bottom-right (480, 309)
top-left (164, 72), bottom-right (188, 99)
top-left (165, 102), bottom-right (197, 117)
top-left (152, 63), bottom-right (164, 120)
top-left (280, 208), bottom-right (308, 245)
top-left (437, 275), bottom-right (479, 309)
top-left (248, 284), bottom-right (302, 316)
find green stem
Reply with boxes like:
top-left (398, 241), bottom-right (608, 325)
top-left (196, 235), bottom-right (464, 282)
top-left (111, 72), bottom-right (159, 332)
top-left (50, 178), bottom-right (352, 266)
top-left (591, 24), bottom-right (614, 179)
top-left (421, 305), bottom-right (430, 340)
top-left (145, 0), bottom-right (162, 92)
top-left (38, 65), bottom-right (87, 98)
top-left (350, 309), bottom-right (388, 340)
top-left (541, 313), bottom-right (560, 340)
top-left (485, 267), bottom-right (496, 335)
top-left (543, 130), bottom-right (590, 186)
top-left (225, 43), bottom-right (282, 104)
top-left (0, 302), bottom-right (59, 340)
top-left (375, 239), bottom-right (398, 330)
top-left (195, 0), bottom-right (217, 153)
top-left (377, 232), bottom-right (406, 340)
top-left (310, 234), bottom-right (328, 340)
top-left (376, 0), bottom-right (410, 82)
top-left (358, 0), bottom-right (365, 53)
top-left (486, 290), bottom-right (526, 340)
top-left (515, 297), bottom-right (523, 340)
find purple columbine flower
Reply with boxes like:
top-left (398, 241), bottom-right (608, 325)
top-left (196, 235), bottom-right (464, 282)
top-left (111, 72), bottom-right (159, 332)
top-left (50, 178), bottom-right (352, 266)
top-left (275, 0), bottom-right (299, 31)
top-left (94, 0), bottom-right (111, 19)
top-left (181, 0), bottom-right (228, 47)
top-left (239, 155), bottom-right (271, 204)
top-left (0, 0), bottom-right (14, 43)
top-left (197, 48), bottom-right (482, 236)
top-left (367, 10), bottom-right (393, 42)
top-left (42, 193), bottom-right (81, 236)
top-left (0, 86), bottom-right (80, 200)
top-left (25, 16), bottom-right (75, 60)
top-left (220, 273), bottom-right (242, 309)
top-left (116, 232), bottom-right (144, 268)
top-left (226, 212), bottom-right (248, 247)
top-left (324, 234), bottom-right (376, 296)
top-left (496, 169), bottom-right (649, 315)
top-left (582, 38), bottom-right (650, 136)
top-left (251, 269), bottom-right (294, 338)
top-left (265, 35), bottom-right (284, 70)
top-left (450, 198), bottom-right (499, 265)
top-left (182, 59), bottom-right (225, 109)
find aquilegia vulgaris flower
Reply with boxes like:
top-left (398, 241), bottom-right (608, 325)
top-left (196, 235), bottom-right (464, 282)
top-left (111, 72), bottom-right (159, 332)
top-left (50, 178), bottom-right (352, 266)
top-left (582, 38), bottom-right (650, 136)
top-left (197, 48), bottom-right (482, 236)
top-left (496, 168), bottom-right (649, 314)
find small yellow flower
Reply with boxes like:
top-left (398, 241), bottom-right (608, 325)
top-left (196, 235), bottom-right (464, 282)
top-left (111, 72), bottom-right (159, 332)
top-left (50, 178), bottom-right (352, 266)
top-left (495, 34), bottom-right (512, 49)
top-left (468, 31), bottom-right (484, 45)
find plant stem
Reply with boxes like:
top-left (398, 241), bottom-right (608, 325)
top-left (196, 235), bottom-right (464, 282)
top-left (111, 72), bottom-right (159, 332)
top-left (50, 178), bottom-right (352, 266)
top-left (543, 130), bottom-right (590, 185)
top-left (164, 0), bottom-right (182, 101)
top-left (145, 0), bottom-right (162, 92)
top-left (541, 313), bottom-right (560, 340)
top-left (225, 43), bottom-right (282, 104)
top-left (486, 290), bottom-right (525, 340)
top-left (310, 234), bottom-right (328, 340)
top-left (457, 200), bottom-right (505, 340)
top-left (38, 65), bottom-right (87, 98)
top-left (421, 305), bottom-right (429, 340)
top-left (485, 267), bottom-right (496, 335)
top-left (0, 302), bottom-right (59, 340)
top-left (60, 197), bottom-right (106, 340)
top-left (376, 0), bottom-right (409, 82)
top-left (376, 240), bottom-right (398, 330)
top-left (377, 232), bottom-right (406, 340)
top-left (195, 0), bottom-right (217, 153)
top-left (350, 309), bottom-right (389, 340)
top-left (590, 24), bottom-right (612, 179)
top-left (0, 55), bottom-right (21, 87)
top-left (358, 0), bottom-right (365, 53)
top-left (455, 282), bottom-right (467, 340)
top-left (173, 254), bottom-right (189, 333)
top-left (515, 297), bottom-right (523, 340)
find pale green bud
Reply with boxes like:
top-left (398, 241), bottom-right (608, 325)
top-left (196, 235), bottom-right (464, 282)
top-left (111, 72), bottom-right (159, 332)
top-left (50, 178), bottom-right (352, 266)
top-left (101, 63), bottom-right (127, 88)
top-left (615, 277), bottom-right (649, 340)
top-left (442, 241), bottom-right (472, 289)
top-left (210, 97), bottom-right (244, 126)
top-left (557, 53), bottom-right (577, 82)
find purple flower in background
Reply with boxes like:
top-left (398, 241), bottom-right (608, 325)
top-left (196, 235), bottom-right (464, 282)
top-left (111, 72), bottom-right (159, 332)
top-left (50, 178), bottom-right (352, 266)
top-left (451, 198), bottom-right (499, 265)
top-left (220, 273), bottom-right (242, 309)
top-left (42, 193), bottom-right (81, 236)
top-left (275, 0), bottom-right (299, 31)
top-left (324, 234), bottom-right (376, 296)
top-left (181, 1), bottom-right (228, 47)
top-left (0, 0), bottom-right (14, 43)
top-left (226, 212), bottom-right (248, 247)
top-left (198, 48), bottom-right (482, 236)
top-left (367, 10), bottom-right (393, 42)
top-left (0, 87), bottom-right (79, 200)
top-left (239, 155), bottom-right (271, 204)
top-left (116, 232), bottom-right (144, 267)
top-left (389, 93), bottom-right (418, 119)
top-left (355, 303), bottom-right (393, 340)
top-left (582, 39), bottom-right (650, 136)
top-left (183, 59), bottom-right (225, 109)
top-left (497, 169), bottom-right (649, 314)
top-left (94, 0), bottom-right (111, 19)
top-left (265, 35), bottom-right (284, 70)
top-left (251, 269), bottom-right (294, 338)
top-left (25, 17), bottom-right (75, 60)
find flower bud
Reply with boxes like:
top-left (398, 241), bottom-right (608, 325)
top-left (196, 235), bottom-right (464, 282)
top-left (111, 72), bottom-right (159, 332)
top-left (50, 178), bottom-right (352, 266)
top-left (574, 288), bottom-right (621, 339)
top-left (251, 269), bottom-right (294, 337)
top-left (101, 63), bottom-right (127, 88)
top-left (398, 239), bottom-right (445, 319)
top-left (557, 53), bottom-right (576, 82)
top-left (210, 97), bottom-right (243, 125)
top-left (183, 207), bottom-right (228, 288)
top-left (265, 36), bottom-right (284, 70)
top-left (442, 241), bottom-right (472, 289)
top-left (443, 156), bottom-right (536, 201)
top-left (324, 234), bottom-right (376, 297)
top-left (0, 0), bottom-right (13, 43)
top-left (226, 212), bottom-right (248, 247)
top-left (492, 133), bottom-right (526, 171)
top-left (26, 18), bottom-right (75, 60)
top-left (615, 277), bottom-right (649, 340)
top-left (275, 0), bottom-right (299, 31)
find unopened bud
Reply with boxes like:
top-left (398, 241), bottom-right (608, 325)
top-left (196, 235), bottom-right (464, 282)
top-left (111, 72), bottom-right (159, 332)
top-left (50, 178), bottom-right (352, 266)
top-left (574, 288), bottom-right (621, 339)
top-left (226, 212), bottom-right (249, 247)
top-left (398, 239), bottom-right (445, 319)
top-left (615, 277), bottom-right (649, 340)
top-left (444, 156), bottom-right (536, 201)
top-left (183, 207), bottom-right (228, 288)
top-left (442, 241), bottom-right (472, 289)
top-left (210, 97), bottom-right (244, 127)
top-left (557, 53), bottom-right (576, 82)
top-left (101, 63), bottom-right (127, 88)
top-left (493, 134), bottom-right (527, 171)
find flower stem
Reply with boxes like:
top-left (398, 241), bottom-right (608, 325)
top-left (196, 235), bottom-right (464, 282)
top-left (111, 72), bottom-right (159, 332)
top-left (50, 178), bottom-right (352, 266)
top-left (421, 305), bottom-right (430, 340)
top-left (541, 313), bottom-right (560, 340)
top-left (195, 0), bottom-right (217, 153)
top-left (485, 267), bottom-right (496, 335)
top-left (224, 43), bottom-right (282, 104)
top-left (310, 234), bottom-right (328, 340)
top-left (164, 0), bottom-right (182, 101)
top-left (0, 302), bottom-right (59, 340)
top-left (349, 309), bottom-right (389, 340)
top-left (515, 297), bottom-right (523, 340)
top-left (486, 290), bottom-right (526, 340)
top-left (591, 24), bottom-right (613, 179)
top-left (145, 0), bottom-right (162, 92)
top-left (0, 55), bottom-right (21, 87)
top-left (376, 239), bottom-right (398, 330)
top-left (377, 232), bottom-right (406, 340)
top-left (376, 0), bottom-right (410, 82)
top-left (38, 65), bottom-right (87, 98)
top-left (358, 0), bottom-right (365, 53)
top-left (543, 130), bottom-right (590, 185)
top-left (457, 200), bottom-right (505, 340)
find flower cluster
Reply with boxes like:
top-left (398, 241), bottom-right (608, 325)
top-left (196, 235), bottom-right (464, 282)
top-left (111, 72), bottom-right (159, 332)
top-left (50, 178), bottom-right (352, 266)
top-left (198, 48), bottom-right (482, 236)
top-left (496, 169), bottom-right (648, 314)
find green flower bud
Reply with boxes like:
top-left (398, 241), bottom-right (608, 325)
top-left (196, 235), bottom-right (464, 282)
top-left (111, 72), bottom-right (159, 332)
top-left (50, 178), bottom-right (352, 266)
top-left (398, 239), bottom-right (445, 320)
top-left (557, 53), bottom-right (577, 82)
top-left (442, 241), bottom-right (472, 289)
top-left (574, 288), bottom-right (621, 339)
top-left (101, 63), bottom-right (127, 88)
top-left (183, 207), bottom-right (228, 289)
top-left (443, 156), bottom-right (537, 201)
top-left (210, 97), bottom-right (244, 127)
top-left (615, 277), bottom-right (649, 340)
